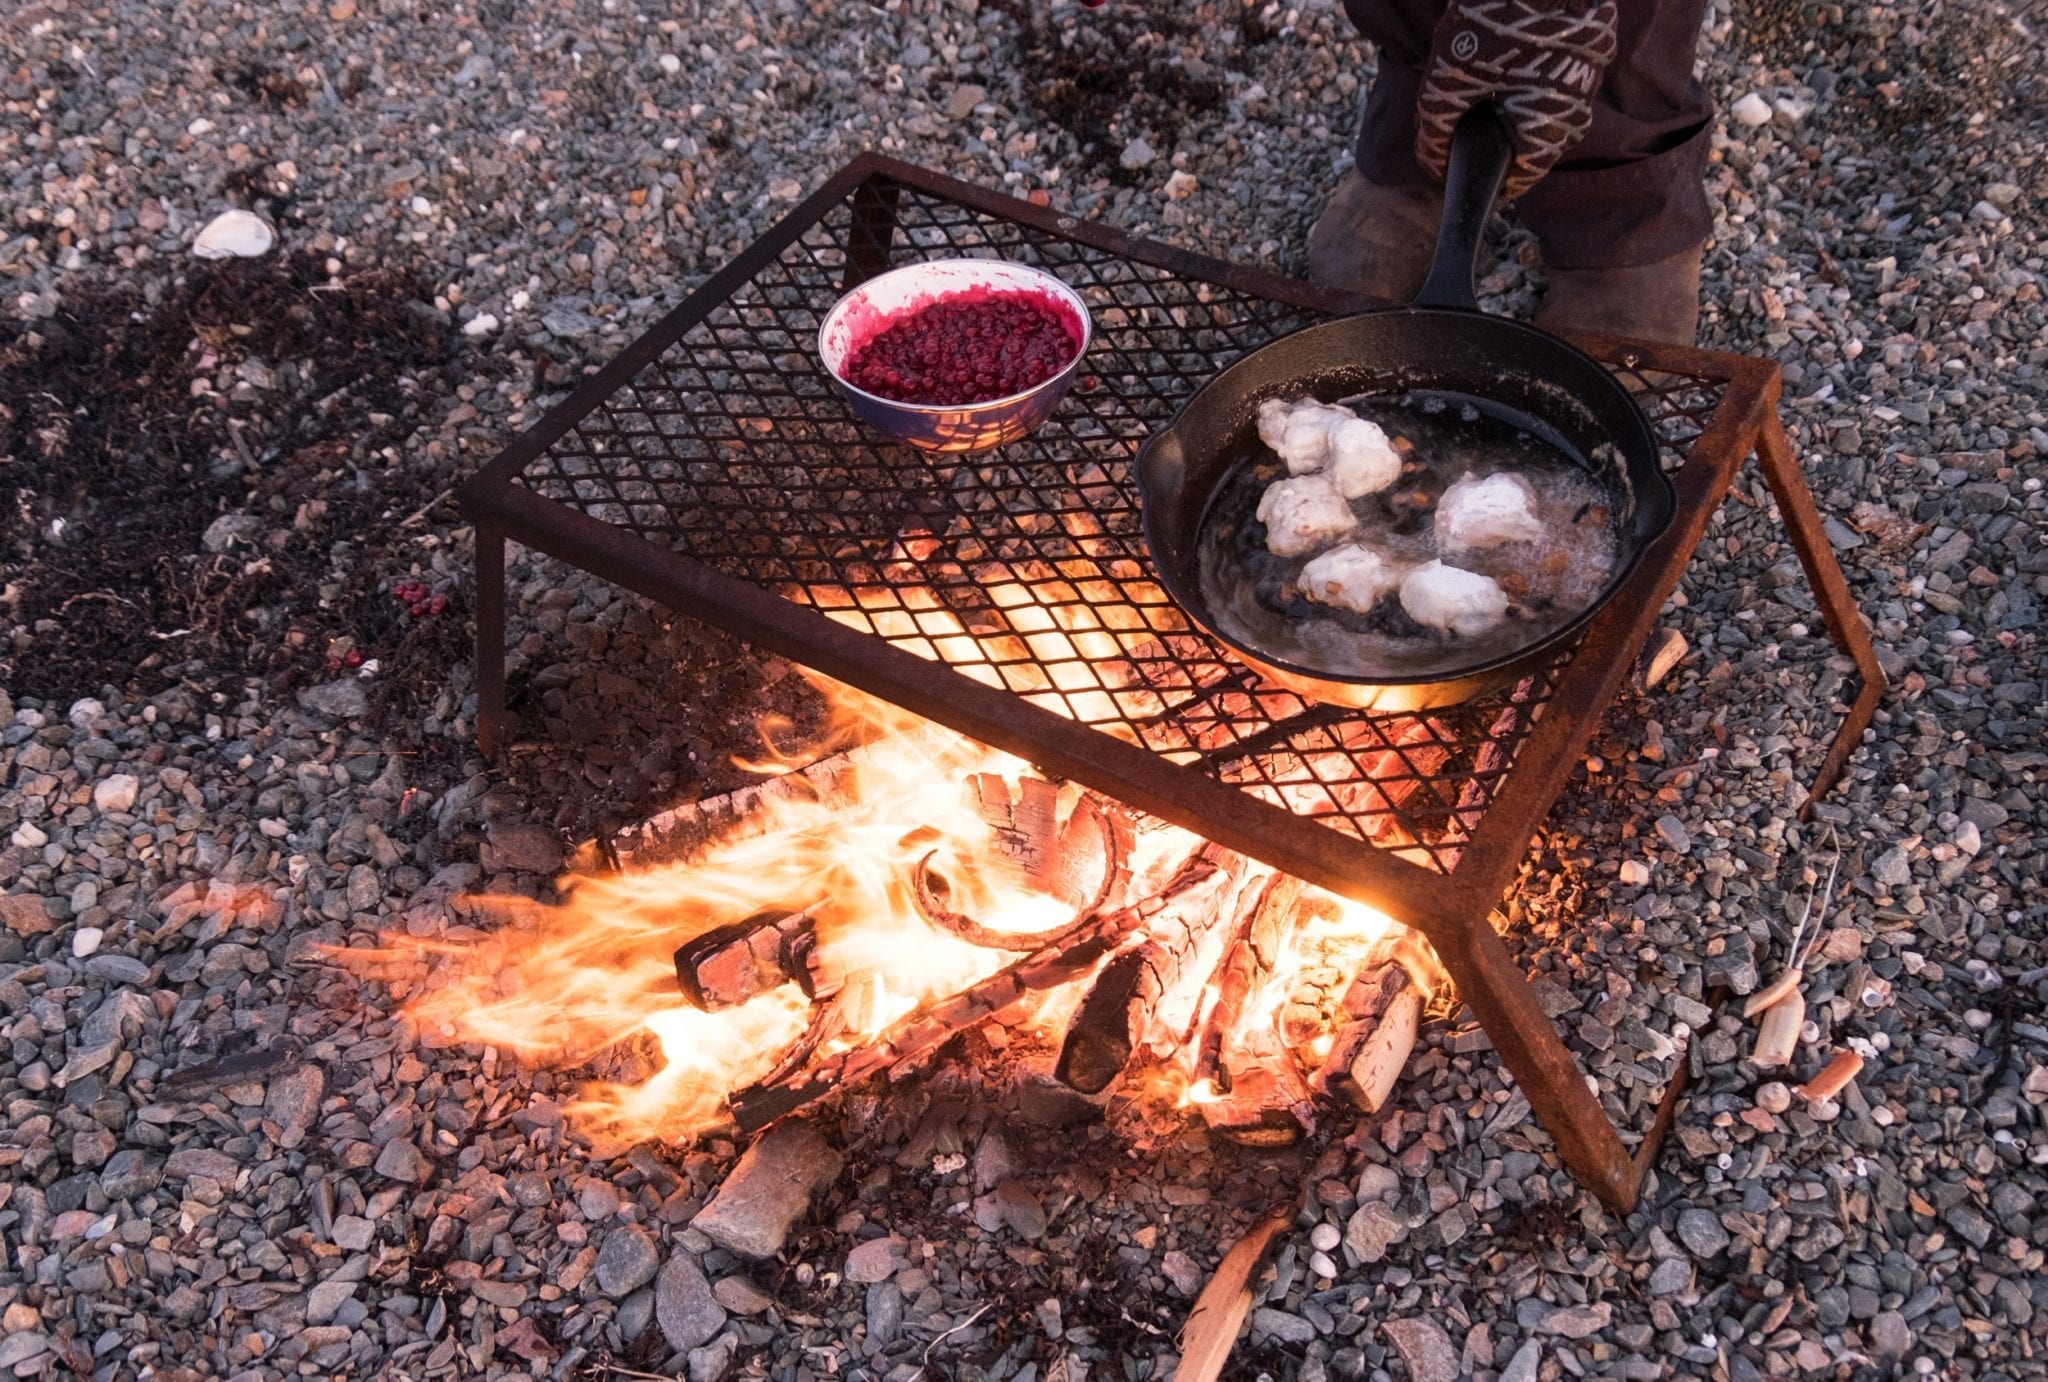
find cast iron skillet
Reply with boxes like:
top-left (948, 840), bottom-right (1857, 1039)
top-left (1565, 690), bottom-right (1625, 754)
top-left (1136, 104), bottom-right (1676, 712)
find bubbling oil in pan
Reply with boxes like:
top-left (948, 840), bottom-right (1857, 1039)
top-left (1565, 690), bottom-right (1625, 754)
top-left (1195, 390), bottom-right (1625, 681)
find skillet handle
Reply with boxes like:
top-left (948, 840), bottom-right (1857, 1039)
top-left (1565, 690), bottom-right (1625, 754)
top-left (1413, 103), bottom-right (1516, 311)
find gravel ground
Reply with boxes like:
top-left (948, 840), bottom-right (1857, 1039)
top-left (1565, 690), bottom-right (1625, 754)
top-left (2, 0), bottom-right (2045, 1379)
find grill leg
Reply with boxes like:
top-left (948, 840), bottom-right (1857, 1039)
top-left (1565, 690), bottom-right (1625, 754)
top-left (843, 178), bottom-right (902, 291)
top-left (1423, 911), bottom-right (1647, 1216)
top-left (1752, 412), bottom-right (1887, 815)
top-left (475, 520), bottom-right (512, 759)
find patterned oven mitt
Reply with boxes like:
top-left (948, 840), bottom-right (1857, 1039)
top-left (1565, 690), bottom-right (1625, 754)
top-left (1415, 0), bottom-right (1621, 200)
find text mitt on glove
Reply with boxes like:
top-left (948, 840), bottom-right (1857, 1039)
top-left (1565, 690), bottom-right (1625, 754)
top-left (1415, 0), bottom-right (1620, 201)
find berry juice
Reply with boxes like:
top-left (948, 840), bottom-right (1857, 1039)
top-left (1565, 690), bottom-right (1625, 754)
top-left (844, 288), bottom-right (1083, 406)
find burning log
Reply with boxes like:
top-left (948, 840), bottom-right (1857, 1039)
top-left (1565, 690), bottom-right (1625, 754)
top-left (674, 908), bottom-right (828, 1011)
top-left (1196, 1030), bottom-right (1316, 1147)
top-left (1314, 930), bottom-right (1436, 1114)
top-left (1194, 874), bottom-right (1304, 1085)
top-left (729, 850), bottom-right (1235, 1132)
top-left (967, 775), bottom-right (1135, 915)
top-left (1055, 844), bottom-right (1249, 1094)
top-left (909, 780), bottom-right (1138, 949)
top-left (1187, 874), bottom-right (1318, 1146)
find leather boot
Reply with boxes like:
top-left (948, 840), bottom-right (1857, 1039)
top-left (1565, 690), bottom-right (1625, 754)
top-left (1534, 243), bottom-right (1704, 346)
top-left (1306, 170), bottom-right (1445, 305)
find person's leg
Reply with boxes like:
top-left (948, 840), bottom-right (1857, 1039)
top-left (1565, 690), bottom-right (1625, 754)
top-left (1342, 0), bottom-right (1438, 192)
top-left (1523, 0), bottom-right (1714, 342)
top-left (1516, 0), bottom-right (1715, 270)
top-left (1305, 0), bottom-right (1447, 303)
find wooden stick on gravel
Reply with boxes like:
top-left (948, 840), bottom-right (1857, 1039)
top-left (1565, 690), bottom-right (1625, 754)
top-left (1172, 1204), bottom-right (1294, 1382)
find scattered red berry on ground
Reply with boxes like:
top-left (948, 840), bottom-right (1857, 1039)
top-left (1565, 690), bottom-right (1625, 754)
top-left (392, 579), bottom-right (447, 621)
top-left (845, 290), bottom-right (1080, 405)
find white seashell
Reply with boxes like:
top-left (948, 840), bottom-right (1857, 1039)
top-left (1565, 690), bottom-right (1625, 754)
top-left (192, 209), bottom-right (275, 259)
top-left (462, 313), bottom-right (501, 338)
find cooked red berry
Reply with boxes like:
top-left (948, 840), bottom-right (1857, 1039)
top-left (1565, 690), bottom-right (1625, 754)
top-left (845, 289), bottom-right (1081, 405)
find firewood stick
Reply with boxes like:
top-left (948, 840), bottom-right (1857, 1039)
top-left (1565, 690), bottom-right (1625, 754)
top-left (1448, 696), bottom-right (1529, 854)
top-left (1798, 1048), bottom-right (1864, 1102)
top-left (1194, 873), bottom-right (1305, 1086)
top-left (1187, 875), bottom-right (1319, 1145)
top-left (728, 850), bottom-right (1232, 1131)
top-left (1172, 1205), bottom-right (1293, 1382)
top-left (1751, 987), bottom-right (1805, 1070)
top-left (1313, 929), bottom-right (1435, 1113)
top-left (1317, 977), bottom-right (1422, 1115)
top-left (1055, 845), bottom-right (1250, 1094)
top-left (1350, 719), bottom-right (1455, 844)
top-left (964, 775), bottom-right (1137, 915)
top-left (673, 907), bottom-right (828, 1010)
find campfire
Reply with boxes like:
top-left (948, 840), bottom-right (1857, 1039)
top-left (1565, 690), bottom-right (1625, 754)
top-left (350, 676), bottom-right (1442, 1151)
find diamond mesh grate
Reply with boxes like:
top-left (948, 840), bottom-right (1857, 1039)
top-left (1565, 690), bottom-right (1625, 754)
top-left (510, 179), bottom-right (1732, 873)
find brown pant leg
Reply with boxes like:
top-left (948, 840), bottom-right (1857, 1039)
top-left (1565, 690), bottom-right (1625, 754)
top-left (1343, 0), bottom-right (1714, 269)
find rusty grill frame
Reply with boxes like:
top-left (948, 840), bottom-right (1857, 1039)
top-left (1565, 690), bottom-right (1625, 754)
top-left (459, 156), bottom-right (1884, 1214)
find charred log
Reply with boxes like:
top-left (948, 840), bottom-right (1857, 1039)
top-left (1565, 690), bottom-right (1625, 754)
top-left (908, 777), bottom-right (1138, 948)
top-left (1193, 873), bottom-right (1304, 1086)
top-left (1192, 874), bottom-right (1317, 1146)
top-left (674, 908), bottom-right (827, 1011)
top-left (966, 774), bottom-right (1135, 915)
top-left (729, 850), bottom-right (1232, 1132)
top-left (1197, 1031), bottom-right (1316, 1147)
top-left (1055, 845), bottom-right (1247, 1094)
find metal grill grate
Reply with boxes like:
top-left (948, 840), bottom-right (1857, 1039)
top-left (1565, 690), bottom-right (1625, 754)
top-left (508, 180), bottom-right (1728, 874)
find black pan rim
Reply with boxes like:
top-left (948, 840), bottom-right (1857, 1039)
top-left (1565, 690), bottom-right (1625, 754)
top-left (1135, 307), bottom-right (1677, 694)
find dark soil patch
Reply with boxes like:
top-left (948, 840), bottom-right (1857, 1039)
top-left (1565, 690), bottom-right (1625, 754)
top-left (217, 58), bottom-right (312, 109)
top-left (0, 251), bottom-right (475, 722)
top-left (991, 3), bottom-right (1228, 183)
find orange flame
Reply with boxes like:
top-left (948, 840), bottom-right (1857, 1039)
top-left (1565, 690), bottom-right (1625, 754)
top-left (348, 676), bottom-right (1196, 1145)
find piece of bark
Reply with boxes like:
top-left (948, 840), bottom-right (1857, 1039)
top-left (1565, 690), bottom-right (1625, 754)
top-left (1172, 1205), bottom-right (1294, 1382)
top-left (1055, 846), bottom-right (1248, 1094)
top-left (1751, 987), bottom-right (1805, 1070)
top-left (1742, 970), bottom-right (1803, 1019)
top-left (1640, 627), bottom-right (1688, 689)
top-left (1315, 969), bottom-right (1423, 1114)
top-left (1798, 1049), bottom-right (1864, 1102)
top-left (674, 908), bottom-right (826, 1011)
top-left (1313, 929), bottom-right (1435, 1112)
top-left (729, 851), bottom-right (1232, 1132)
